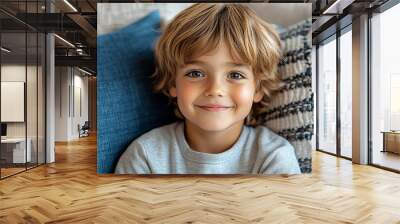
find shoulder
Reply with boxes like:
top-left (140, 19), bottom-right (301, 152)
top-left (130, 122), bottom-right (179, 147)
top-left (248, 125), bottom-right (301, 174)
top-left (125, 122), bottom-right (181, 155)
top-left (115, 122), bottom-right (181, 174)
top-left (249, 125), bottom-right (292, 149)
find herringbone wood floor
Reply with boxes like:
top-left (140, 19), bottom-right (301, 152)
top-left (1, 134), bottom-right (400, 223)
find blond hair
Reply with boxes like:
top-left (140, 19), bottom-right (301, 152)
top-left (152, 3), bottom-right (282, 126)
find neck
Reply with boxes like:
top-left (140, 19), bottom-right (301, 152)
top-left (184, 120), bottom-right (244, 154)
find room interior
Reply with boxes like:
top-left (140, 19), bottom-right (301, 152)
top-left (0, 0), bottom-right (399, 222)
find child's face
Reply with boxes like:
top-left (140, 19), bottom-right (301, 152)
top-left (169, 41), bottom-right (263, 132)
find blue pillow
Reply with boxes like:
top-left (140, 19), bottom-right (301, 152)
top-left (97, 11), bottom-right (176, 174)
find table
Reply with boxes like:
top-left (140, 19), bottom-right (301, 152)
top-left (1, 138), bottom-right (32, 163)
top-left (381, 131), bottom-right (400, 154)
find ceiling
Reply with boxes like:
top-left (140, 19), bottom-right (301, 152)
top-left (1, 0), bottom-right (97, 74)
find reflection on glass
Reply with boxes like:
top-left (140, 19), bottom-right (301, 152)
top-left (340, 29), bottom-right (352, 158)
top-left (312, 46), bottom-right (317, 150)
top-left (318, 37), bottom-right (337, 154)
top-left (38, 33), bottom-right (46, 165)
top-left (0, 1), bottom-right (47, 179)
top-left (390, 75), bottom-right (400, 130)
top-left (371, 3), bottom-right (400, 171)
top-left (1, 31), bottom-right (27, 177)
top-left (27, 31), bottom-right (38, 169)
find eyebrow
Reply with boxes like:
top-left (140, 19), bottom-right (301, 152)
top-left (185, 60), bottom-right (250, 68)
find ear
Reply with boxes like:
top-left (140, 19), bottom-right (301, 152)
top-left (169, 86), bottom-right (177, 97)
top-left (253, 90), bottom-right (264, 103)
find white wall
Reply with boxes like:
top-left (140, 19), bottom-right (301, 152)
top-left (1, 82), bottom-right (24, 122)
top-left (55, 66), bottom-right (69, 141)
top-left (72, 72), bottom-right (89, 138)
top-left (1, 65), bottom-right (39, 137)
top-left (1, 63), bottom-right (46, 164)
top-left (55, 67), bottom-right (89, 141)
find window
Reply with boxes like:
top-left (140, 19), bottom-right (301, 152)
top-left (370, 2), bottom-right (400, 171)
top-left (339, 27), bottom-right (352, 158)
top-left (317, 36), bottom-right (337, 155)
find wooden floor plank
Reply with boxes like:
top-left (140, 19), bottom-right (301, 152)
top-left (1, 134), bottom-right (400, 223)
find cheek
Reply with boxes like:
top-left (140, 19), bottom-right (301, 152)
top-left (176, 81), bottom-right (199, 106)
top-left (233, 86), bottom-right (256, 108)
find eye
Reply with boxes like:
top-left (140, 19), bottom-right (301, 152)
top-left (185, 70), bottom-right (204, 78)
top-left (228, 72), bottom-right (246, 80)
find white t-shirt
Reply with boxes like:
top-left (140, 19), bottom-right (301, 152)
top-left (115, 122), bottom-right (301, 175)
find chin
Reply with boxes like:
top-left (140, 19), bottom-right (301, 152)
top-left (192, 120), bottom-right (238, 132)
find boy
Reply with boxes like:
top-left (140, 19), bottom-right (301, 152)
top-left (115, 3), bottom-right (301, 174)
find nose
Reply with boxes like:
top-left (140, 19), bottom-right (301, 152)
top-left (204, 77), bottom-right (225, 97)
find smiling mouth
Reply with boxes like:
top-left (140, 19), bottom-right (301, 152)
top-left (196, 105), bottom-right (233, 112)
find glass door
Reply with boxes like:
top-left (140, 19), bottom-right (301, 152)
top-left (0, 0), bottom-right (47, 179)
top-left (370, 2), bottom-right (400, 171)
top-left (317, 35), bottom-right (337, 155)
top-left (1, 30), bottom-right (28, 178)
top-left (339, 26), bottom-right (352, 159)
